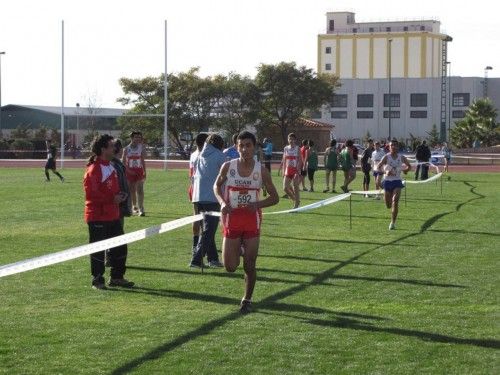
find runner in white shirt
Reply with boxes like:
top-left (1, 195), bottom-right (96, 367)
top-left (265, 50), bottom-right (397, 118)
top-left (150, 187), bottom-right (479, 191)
top-left (376, 140), bottom-right (411, 230)
top-left (371, 141), bottom-right (386, 197)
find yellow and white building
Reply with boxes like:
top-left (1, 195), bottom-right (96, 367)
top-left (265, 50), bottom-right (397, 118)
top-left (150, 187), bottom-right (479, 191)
top-left (318, 12), bottom-right (448, 79)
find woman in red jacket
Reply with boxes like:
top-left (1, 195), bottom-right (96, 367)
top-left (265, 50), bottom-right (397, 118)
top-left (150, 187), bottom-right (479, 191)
top-left (84, 134), bottom-right (134, 290)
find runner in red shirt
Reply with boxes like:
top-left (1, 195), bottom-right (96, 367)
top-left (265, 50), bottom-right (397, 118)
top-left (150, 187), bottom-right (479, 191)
top-left (278, 133), bottom-right (302, 209)
top-left (122, 131), bottom-right (147, 216)
top-left (214, 131), bottom-right (279, 314)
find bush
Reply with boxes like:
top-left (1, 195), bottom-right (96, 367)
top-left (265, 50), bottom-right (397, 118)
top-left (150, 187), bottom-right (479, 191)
top-left (10, 139), bottom-right (34, 159)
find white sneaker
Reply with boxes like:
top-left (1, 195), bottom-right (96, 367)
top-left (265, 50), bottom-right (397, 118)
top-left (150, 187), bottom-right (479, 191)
top-left (364, 194), bottom-right (369, 198)
top-left (389, 222), bottom-right (395, 230)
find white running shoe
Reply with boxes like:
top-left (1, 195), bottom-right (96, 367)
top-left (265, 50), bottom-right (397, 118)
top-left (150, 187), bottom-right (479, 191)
top-left (389, 222), bottom-right (395, 230)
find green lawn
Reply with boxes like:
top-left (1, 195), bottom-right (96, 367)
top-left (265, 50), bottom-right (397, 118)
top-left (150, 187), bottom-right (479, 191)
top-left (0, 168), bottom-right (498, 374)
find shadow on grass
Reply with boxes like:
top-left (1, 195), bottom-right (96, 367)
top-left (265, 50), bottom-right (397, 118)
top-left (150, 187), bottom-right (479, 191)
top-left (258, 255), bottom-right (419, 268)
top-left (257, 311), bottom-right (500, 350)
top-left (110, 180), bottom-right (487, 374)
top-left (427, 229), bottom-right (500, 237)
top-left (261, 234), bottom-right (418, 247)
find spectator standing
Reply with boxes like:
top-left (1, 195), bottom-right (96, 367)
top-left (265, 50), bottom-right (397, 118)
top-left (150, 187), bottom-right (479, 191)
top-left (189, 134), bottom-right (226, 268)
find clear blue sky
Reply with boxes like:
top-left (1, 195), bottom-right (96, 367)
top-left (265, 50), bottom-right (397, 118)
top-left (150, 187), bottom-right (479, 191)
top-left (0, 0), bottom-right (497, 108)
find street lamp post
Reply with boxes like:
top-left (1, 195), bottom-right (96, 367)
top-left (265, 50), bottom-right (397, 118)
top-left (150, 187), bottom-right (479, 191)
top-left (388, 39), bottom-right (393, 140)
top-left (483, 66), bottom-right (493, 98)
top-left (76, 102), bottom-right (80, 147)
top-left (0, 51), bottom-right (6, 137)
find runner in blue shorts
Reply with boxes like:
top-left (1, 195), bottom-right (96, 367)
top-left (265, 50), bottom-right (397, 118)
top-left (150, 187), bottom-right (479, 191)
top-left (376, 140), bottom-right (411, 230)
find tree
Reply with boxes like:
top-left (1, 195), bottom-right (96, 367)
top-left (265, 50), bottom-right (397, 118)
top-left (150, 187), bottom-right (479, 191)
top-left (212, 73), bottom-right (260, 137)
top-left (426, 124), bottom-right (440, 147)
top-left (451, 98), bottom-right (499, 148)
top-left (10, 125), bottom-right (31, 139)
top-left (254, 62), bottom-right (339, 144)
top-left (33, 125), bottom-right (50, 140)
top-left (117, 68), bottom-right (222, 158)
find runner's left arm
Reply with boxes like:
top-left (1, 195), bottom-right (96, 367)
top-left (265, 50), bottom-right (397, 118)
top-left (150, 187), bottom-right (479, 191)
top-left (253, 166), bottom-right (279, 210)
top-left (213, 162), bottom-right (231, 214)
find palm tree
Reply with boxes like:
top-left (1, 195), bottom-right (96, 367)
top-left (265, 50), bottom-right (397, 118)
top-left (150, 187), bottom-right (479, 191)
top-left (451, 98), bottom-right (499, 148)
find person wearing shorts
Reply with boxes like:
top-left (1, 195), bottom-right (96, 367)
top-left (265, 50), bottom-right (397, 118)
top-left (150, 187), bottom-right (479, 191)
top-left (44, 140), bottom-right (64, 182)
top-left (376, 140), bottom-right (411, 230)
top-left (278, 133), bottom-right (302, 209)
top-left (371, 141), bottom-right (386, 199)
top-left (441, 142), bottom-right (451, 173)
top-left (299, 139), bottom-right (309, 191)
top-left (214, 131), bottom-right (279, 314)
top-left (361, 139), bottom-right (374, 198)
top-left (122, 131), bottom-right (147, 216)
top-left (306, 140), bottom-right (318, 192)
top-left (323, 139), bottom-right (338, 193)
top-left (339, 140), bottom-right (355, 193)
top-left (188, 133), bottom-right (209, 254)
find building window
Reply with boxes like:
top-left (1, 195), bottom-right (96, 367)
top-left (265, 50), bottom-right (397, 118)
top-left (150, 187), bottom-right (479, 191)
top-left (357, 111), bottom-right (373, 119)
top-left (357, 94), bottom-right (374, 107)
top-left (353, 28), bottom-right (357, 33)
top-left (410, 111), bottom-right (427, 118)
top-left (453, 93), bottom-right (470, 107)
top-left (403, 26), bottom-right (408, 31)
top-left (331, 111), bottom-right (348, 119)
top-left (420, 25), bottom-right (425, 31)
top-left (386, 27), bottom-right (391, 32)
top-left (331, 94), bottom-right (348, 107)
top-left (325, 63), bottom-right (332, 71)
top-left (384, 94), bottom-right (400, 107)
top-left (383, 111), bottom-right (400, 118)
top-left (325, 47), bottom-right (332, 54)
top-left (369, 27), bottom-right (374, 32)
top-left (452, 110), bottom-right (465, 118)
top-left (329, 20), bottom-right (335, 31)
top-left (410, 93), bottom-right (428, 107)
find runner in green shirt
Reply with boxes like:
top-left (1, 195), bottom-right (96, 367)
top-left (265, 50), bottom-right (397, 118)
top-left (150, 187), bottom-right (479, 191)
top-left (306, 140), bottom-right (318, 192)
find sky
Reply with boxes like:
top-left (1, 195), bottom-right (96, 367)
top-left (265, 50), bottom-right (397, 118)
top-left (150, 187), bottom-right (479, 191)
top-left (0, 0), bottom-right (498, 108)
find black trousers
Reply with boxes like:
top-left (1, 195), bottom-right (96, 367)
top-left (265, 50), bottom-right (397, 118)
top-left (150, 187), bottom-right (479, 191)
top-left (264, 154), bottom-right (272, 172)
top-left (415, 163), bottom-right (429, 180)
top-left (88, 220), bottom-right (127, 284)
top-left (191, 202), bottom-right (221, 265)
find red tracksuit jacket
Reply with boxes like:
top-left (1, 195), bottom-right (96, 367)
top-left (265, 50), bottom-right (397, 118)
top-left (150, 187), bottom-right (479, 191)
top-left (84, 158), bottom-right (120, 223)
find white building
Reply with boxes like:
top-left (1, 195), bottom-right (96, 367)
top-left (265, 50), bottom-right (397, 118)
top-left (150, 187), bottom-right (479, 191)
top-left (316, 11), bottom-right (499, 142)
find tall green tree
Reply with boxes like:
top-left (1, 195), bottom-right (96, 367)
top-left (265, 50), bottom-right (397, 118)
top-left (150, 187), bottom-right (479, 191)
top-left (451, 98), bottom-right (499, 148)
top-left (213, 73), bottom-right (260, 136)
top-left (254, 62), bottom-right (339, 144)
top-left (117, 68), bottom-right (221, 156)
top-left (426, 124), bottom-right (440, 147)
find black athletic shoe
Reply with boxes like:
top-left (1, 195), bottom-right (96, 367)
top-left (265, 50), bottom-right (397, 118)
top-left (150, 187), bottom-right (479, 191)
top-left (239, 299), bottom-right (252, 314)
top-left (92, 282), bottom-right (107, 290)
top-left (108, 278), bottom-right (135, 288)
top-left (189, 262), bottom-right (206, 269)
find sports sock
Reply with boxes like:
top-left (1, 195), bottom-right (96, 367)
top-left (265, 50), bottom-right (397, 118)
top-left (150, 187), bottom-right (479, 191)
top-left (192, 235), bottom-right (199, 248)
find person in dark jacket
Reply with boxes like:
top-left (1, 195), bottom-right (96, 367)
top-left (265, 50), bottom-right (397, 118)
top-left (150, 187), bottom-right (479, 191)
top-left (84, 134), bottom-right (134, 290)
top-left (415, 140), bottom-right (431, 180)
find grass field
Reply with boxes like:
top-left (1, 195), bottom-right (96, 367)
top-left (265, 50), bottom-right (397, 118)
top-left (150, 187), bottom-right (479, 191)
top-left (0, 167), bottom-right (498, 374)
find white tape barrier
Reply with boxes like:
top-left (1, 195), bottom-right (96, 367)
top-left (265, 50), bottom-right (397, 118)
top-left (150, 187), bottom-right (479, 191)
top-left (264, 193), bottom-right (351, 215)
top-left (0, 173), bottom-right (442, 279)
top-left (404, 172), bottom-right (443, 184)
top-left (350, 189), bottom-right (384, 196)
top-left (0, 214), bottom-right (203, 278)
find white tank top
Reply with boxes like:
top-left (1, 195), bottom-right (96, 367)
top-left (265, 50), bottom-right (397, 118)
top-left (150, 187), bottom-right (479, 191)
top-left (125, 144), bottom-right (143, 169)
top-left (284, 145), bottom-right (299, 175)
top-left (224, 159), bottom-right (262, 209)
top-left (384, 153), bottom-right (403, 181)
